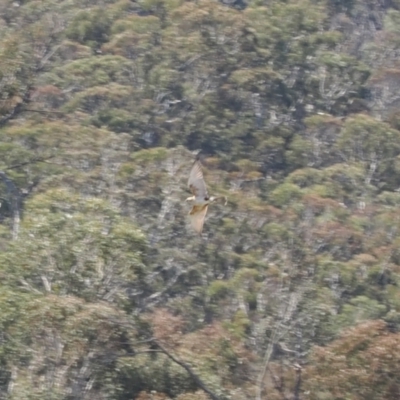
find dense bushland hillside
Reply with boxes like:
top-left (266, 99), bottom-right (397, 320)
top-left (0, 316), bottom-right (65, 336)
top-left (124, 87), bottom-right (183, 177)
top-left (1, 0), bottom-right (400, 398)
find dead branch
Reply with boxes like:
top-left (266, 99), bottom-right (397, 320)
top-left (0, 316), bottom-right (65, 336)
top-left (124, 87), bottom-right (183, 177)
top-left (5, 155), bottom-right (56, 171)
top-left (24, 109), bottom-right (66, 115)
top-left (293, 364), bottom-right (302, 400)
top-left (152, 339), bottom-right (222, 400)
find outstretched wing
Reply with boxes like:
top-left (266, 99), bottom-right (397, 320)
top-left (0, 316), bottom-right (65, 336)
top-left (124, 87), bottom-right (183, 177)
top-left (188, 204), bottom-right (208, 234)
top-left (188, 161), bottom-right (208, 200)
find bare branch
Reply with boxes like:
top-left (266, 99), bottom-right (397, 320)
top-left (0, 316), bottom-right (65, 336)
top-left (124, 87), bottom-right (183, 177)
top-left (293, 364), bottom-right (302, 400)
top-left (24, 109), bottom-right (66, 115)
top-left (5, 155), bottom-right (56, 171)
top-left (152, 339), bottom-right (223, 400)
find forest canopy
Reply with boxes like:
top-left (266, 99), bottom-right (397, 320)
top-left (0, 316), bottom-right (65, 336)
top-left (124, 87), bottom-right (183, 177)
top-left (1, 0), bottom-right (400, 399)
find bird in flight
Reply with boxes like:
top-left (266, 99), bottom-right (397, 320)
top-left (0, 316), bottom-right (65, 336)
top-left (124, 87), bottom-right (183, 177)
top-left (186, 160), bottom-right (227, 234)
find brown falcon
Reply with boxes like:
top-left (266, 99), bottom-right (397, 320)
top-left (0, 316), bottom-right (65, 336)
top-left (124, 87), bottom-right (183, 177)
top-left (186, 160), bottom-right (227, 234)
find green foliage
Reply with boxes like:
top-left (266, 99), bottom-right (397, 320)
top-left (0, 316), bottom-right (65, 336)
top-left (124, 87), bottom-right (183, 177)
top-left (334, 296), bottom-right (387, 330)
top-left (338, 115), bottom-right (400, 163)
top-left (57, 56), bottom-right (132, 88)
top-left (1, 189), bottom-right (146, 303)
top-left (91, 108), bottom-right (137, 132)
top-left (207, 280), bottom-right (232, 301)
top-left (117, 354), bottom-right (195, 397)
top-left (269, 182), bottom-right (303, 207)
top-left (111, 15), bottom-right (162, 35)
top-left (66, 8), bottom-right (114, 47)
top-left (384, 9), bottom-right (400, 33)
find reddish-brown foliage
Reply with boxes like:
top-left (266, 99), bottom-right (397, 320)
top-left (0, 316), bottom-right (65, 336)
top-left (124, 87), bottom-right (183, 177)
top-left (304, 320), bottom-right (400, 399)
